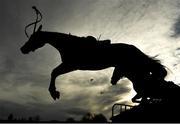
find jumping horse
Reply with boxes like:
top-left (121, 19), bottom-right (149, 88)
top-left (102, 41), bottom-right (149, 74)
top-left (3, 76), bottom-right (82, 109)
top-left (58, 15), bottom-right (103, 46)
top-left (20, 7), bottom-right (167, 102)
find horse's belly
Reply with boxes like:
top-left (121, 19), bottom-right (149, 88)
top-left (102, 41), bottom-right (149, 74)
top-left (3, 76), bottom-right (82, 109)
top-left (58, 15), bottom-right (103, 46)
top-left (69, 55), bottom-right (112, 70)
top-left (78, 64), bottom-right (111, 70)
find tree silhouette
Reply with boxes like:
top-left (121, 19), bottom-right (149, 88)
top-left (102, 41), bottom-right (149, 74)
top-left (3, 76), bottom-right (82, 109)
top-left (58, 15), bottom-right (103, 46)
top-left (81, 112), bottom-right (107, 122)
top-left (65, 117), bottom-right (76, 122)
top-left (81, 112), bottom-right (95, 122)
top-left (93, 113), bottom-right (107, 122)
top-left (7, 113), bottom-right (14, 121)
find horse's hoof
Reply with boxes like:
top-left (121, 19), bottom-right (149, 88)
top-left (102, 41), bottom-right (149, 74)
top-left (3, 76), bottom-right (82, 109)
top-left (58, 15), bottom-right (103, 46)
top-left (55, 91), bottom-right (60, 99)
top-left (49, 90), bottom-right (60, 100)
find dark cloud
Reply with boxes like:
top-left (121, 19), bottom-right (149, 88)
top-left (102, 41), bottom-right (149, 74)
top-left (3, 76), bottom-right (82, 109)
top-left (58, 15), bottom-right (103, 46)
top-left (65, 107), bottom-right (88, 117)
top-left (0, 100), bottom-right (41, 120)
top-left (0, 99), bottom-right (76, 121)
top-left (170, 1), bottom-right (180, 38)
top-left (171, 15), bottom-right (180, 38)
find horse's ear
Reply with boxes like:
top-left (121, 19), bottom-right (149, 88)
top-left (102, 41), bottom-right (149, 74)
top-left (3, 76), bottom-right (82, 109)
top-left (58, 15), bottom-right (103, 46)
top-left (37, 25), bottom-right (42, 32)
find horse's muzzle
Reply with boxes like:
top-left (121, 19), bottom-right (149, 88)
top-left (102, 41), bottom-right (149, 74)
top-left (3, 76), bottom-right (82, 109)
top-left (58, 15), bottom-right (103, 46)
top-left (20, 47), bottom-right (29, 54)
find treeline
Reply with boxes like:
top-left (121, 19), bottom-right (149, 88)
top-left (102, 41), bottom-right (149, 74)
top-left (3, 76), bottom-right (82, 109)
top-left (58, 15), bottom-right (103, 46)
top-left (0, 112), bottom-right (108, 123)
top-left (0, 113), bottom-right (41, 122)
top-left (66, 112), bottom-right (108, 122)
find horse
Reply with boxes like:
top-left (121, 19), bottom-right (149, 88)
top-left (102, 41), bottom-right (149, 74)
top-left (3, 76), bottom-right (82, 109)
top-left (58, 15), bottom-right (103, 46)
top-left (20, 7), bottom-right (168, 102)
top-left (20, 25), bottom-right (168, 101)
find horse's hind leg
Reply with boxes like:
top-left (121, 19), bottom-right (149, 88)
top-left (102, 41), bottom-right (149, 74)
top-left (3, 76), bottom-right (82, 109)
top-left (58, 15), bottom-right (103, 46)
top-left (131, 93), bottom-right (142, 103)
top-left (49, 63), bottom-right (75, 100)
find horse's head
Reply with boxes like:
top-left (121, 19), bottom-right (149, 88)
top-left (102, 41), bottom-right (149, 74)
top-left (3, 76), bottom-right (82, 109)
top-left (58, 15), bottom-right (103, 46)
top-left (20, 6), bottom-right (45, 54)
top-left (21, 25), bottom-right (45, 54)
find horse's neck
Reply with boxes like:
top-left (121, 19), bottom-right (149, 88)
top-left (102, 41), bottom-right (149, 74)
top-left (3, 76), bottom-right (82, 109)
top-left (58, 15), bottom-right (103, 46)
top-left (40, 31), bottom-right (76, 62)
top-left (40, 31), bottom-right (66, 42)
top-left (40, 31), bottom-right (67, 50)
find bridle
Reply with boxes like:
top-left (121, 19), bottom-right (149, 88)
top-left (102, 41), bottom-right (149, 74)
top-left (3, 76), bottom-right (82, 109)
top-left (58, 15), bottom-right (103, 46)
top-left (25, 6), bottom-right (42, 38)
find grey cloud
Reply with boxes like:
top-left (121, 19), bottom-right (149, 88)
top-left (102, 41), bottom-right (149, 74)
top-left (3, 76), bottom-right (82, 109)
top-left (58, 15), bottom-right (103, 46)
top-left (67, 73), bottom-right (110, 87)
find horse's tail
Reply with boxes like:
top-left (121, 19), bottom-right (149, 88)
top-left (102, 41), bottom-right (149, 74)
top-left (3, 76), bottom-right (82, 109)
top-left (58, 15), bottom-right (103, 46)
top-left (148, 56), bottom-right (167, 79)
top-left (130, 44), bottom-right (167, 79)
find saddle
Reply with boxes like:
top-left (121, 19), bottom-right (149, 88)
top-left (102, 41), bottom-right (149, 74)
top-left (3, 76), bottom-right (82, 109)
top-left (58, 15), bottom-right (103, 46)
top-left (98, 39), bottom-right (111, 46)
top-left (83, 36), bottom-right (111, 46)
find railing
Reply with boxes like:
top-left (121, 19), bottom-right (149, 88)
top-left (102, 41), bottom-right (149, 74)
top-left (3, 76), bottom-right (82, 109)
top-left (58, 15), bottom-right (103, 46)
top-left (112, 103), bottom-right (134, 117)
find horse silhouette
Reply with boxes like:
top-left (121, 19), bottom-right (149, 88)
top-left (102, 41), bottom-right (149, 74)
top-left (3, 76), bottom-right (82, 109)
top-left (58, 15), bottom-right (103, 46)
top-left (20, 25), bottom-right (168, 101)
top-left (20, 7), bottom-right (167, 101)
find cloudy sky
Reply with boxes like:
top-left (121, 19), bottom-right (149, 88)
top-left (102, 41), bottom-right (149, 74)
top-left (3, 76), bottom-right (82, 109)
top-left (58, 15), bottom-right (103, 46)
top-left (1, 0), bottom-right (180, 121)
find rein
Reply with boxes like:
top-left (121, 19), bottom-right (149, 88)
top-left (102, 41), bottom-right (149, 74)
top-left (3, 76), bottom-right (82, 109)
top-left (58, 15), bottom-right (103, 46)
top-left (25, 6), bottom-right (42, 38)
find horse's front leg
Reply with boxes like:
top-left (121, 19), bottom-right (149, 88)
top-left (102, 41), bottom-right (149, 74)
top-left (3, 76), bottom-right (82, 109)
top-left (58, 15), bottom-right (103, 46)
top-left (111, 67), bottom-right (124, 85)
top-left (49, 63), bottom-right (75, 100)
